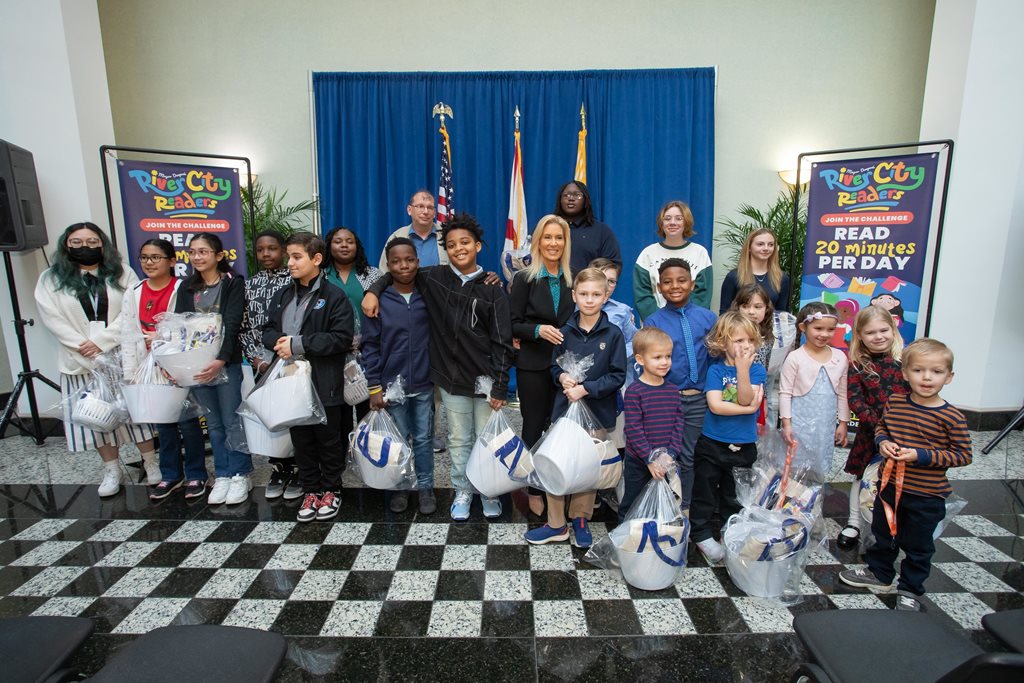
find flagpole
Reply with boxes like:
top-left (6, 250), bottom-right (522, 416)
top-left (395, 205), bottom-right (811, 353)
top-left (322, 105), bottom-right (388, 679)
top-left (432, 102), bottom-right (455, 223)
top-left (575, 104), bottom-right (587, 185)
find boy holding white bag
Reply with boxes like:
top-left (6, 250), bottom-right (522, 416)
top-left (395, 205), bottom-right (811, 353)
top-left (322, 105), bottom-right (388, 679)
top-left (262, 232), bottom-right (354, 523)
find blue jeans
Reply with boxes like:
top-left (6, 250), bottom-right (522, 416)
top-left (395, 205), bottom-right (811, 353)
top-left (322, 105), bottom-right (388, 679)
top-left (678, 393), bottom-right (707, 511)
top-left (156, 418), bottom-right (207, 482)
top-left (389, 391), bottom-right (435, 489)
top-left (192, 363), bottom-right (252, 477)
top-left (440, 388), bottom-right (492, 493)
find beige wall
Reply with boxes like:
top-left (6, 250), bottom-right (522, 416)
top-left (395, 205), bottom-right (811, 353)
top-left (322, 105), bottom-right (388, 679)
top-left (97, 0), bottom-right (934, 308)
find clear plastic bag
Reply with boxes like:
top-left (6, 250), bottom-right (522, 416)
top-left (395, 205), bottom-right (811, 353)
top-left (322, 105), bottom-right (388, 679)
top-left (737, 431), bottom-right (823, 521)
top-left (241, 358), bottom-right (326, 431)
top-left (151, 312), bottom-right (226, 387)
top-left (766, 312), bottom-right (797, 376)
top-left (467, 405), bottom-right (533, 498)
top-left (348, 409), bottom-right (416, 490)
top-left (585, 478), bottom-right (689, 590)
top-left (530, 399), bottom-right (615, 495)
top-left (383, 375), bottom-right (407, 405)
top-left (121, 351), bottom-right (195, 424)
top-left (344, 352), bottom-right (369, 406)
top-left (722, 506), bottom-right (811, 599)
top-left (64, 354), bottom-right (129, 433)
top-left (859, 458), bottom-right (968, 544)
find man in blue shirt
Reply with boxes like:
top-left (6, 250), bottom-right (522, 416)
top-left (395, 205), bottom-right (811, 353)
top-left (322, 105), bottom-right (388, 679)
top-left (642, 258), bottom-right (717, 512)
top-left (378, 190), bottom-right (448, 269)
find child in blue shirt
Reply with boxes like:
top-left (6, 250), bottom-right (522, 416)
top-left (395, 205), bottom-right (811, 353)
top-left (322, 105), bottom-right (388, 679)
top-left (690, 311), bottom-right (766, 564)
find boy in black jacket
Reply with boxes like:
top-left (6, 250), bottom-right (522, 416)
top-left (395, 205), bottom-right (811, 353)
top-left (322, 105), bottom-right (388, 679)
top-left (526, 267), bottom-right (626, 548)
top-left (263, 232), bottom-right (354, 523)
top-left (362, 213), bottom-right (514, 522)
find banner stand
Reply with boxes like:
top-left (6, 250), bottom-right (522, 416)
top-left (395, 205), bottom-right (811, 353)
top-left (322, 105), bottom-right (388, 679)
top-left (789, 140), bottom-right (953, 337)
top-left (99, 145), bottom-right (255, 265)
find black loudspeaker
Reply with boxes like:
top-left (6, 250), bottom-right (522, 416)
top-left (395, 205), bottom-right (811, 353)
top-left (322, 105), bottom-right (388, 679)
top-left (0, 139), bottom-right (48, 252)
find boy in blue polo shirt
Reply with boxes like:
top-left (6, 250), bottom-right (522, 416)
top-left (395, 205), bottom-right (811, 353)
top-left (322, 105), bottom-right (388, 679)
top-left (642, 258), bottom-right (717, 512)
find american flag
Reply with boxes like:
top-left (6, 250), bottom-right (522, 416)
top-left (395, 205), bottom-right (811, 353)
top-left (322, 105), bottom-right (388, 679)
top-left (436, 123), bottom-right (454, 224)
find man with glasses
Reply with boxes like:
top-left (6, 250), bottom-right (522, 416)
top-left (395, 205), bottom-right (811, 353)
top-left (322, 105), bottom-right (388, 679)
top-left (378, 190), bottom-right (448, 269)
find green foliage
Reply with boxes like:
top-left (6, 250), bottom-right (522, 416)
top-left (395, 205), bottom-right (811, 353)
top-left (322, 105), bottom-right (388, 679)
top-left (240, 181), bottom-right (319, 276)
top-left (715, 188), bottom-right (808, 312)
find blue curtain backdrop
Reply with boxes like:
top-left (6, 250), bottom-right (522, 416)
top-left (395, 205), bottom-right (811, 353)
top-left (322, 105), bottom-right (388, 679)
top-left (313, 68), bottom-right (715, 309)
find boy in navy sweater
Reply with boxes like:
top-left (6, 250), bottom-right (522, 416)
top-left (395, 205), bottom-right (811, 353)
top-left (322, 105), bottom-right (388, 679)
top-left (361, 237), bottom-right (436, 515)
top-left (526, 268), bottom-right (626, 548)
top-left (620, 327), bottom-right (685, 520)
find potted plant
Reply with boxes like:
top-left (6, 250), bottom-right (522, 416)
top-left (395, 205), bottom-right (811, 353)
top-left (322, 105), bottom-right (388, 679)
top-left (240, 181), bottom-right (319, 276)
top-left (715, 188), bottom-right (808, 312)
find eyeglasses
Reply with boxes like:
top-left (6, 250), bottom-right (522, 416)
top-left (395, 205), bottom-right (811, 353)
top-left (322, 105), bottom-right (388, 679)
top-left (189, 249), bottom-right (215, 257)
top-left (139, 255), bottom-right (170, 263)
top-left (561, 192), bottom-right (583, 200)
top-left (68, 238), bottom-right (102, 248)
top-left (606, 278), bottom-right (618, 286)
top-left (410, 204), bottom-right (435, 211)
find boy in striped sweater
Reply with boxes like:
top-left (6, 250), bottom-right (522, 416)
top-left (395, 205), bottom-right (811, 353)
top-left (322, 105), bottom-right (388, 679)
top-left (840, 338), bottom-right (972, 611)
top-left (619, 327), bottom-right (686, 520)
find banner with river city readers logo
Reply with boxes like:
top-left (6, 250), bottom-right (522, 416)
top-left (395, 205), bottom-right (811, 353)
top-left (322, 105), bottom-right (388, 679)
top-left (799, 152), bottom-right (940, 348)
top-left (117, 160), bottom-right (247, 277)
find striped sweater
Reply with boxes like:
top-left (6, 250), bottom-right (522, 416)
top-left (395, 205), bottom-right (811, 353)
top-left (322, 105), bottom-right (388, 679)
top-left (624, 379), bottom-right (686, 462)
top-left (874, 393), bottom-right (972, 498)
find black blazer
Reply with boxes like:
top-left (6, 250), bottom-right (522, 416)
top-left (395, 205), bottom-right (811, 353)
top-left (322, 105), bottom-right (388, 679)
top-left (174, 272), bottom-right (246, 364)
top-left (509, 269), bottom-right (574, 371)
top-left (262, 276), bottom-right (354, 407)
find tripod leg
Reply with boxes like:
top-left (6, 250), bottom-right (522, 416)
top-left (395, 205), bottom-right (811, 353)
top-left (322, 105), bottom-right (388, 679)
top-left (982, 405), bottom-right (1024, 454)
top-left (0, 375), bottom-right (30, 440)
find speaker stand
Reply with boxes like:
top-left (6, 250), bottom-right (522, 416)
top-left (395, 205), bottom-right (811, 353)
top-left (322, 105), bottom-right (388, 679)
top-left (0, 251), bottom-right (60, 444)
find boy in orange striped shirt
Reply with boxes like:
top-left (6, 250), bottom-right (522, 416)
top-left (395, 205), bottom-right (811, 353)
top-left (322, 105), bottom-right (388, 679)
top-left (839, 338), bottom-right (972, 611)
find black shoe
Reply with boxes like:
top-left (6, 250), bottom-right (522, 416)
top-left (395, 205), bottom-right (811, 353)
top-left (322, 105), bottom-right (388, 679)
top-left (418, 489), bottom-right (437, 515)
top-left (149, 480), bottom-right (183, 500)
top-left (390, 490), bottom-right (409, 513)
top-left (836, 525), bottom-right (860, 550)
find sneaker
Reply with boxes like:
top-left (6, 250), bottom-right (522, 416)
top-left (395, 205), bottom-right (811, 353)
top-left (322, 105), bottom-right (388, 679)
top-left (525, 524), bottom-right (570, 545)
top-left (450, 490), bottom-right (473, 521)
top-left (696, 538), bottom-right (726, 564)
top-left (297, 493), bottom-right (320, 523)
top-left (141, 456), bottom-right (162, 486)
top-left (481, 496), bottom-right (502, 519)
top-left (433, 433), bottom-right (446, 453)
top-left (839, 567), bottom-right (896, 593)
top-left (207, 477), bottom-right (232, 505)
top-left (225, 475), bottom-right (252, 505)
top-left (183, 480), bottom-right (207, 499)
top-left (390, 490), bottom-right (409, 513)
top-left (149, 480), bottom-right (183, 500)
top-left (418, 488), bottom-right (437, 515)
top-left (836, 525), bottom-right (860, 551)
top-left (316, 491), bottom-right (341, 521)
top-left (572, 518), bottom-right (593, 548)
top-left (265, 467), bottom-right (289, 500)
top-left (283, 481), bottom-right (304, 500)
top-left (98, 463), bottom-right (122, 498)
top-left (896, 590), bottom-right (923, 611)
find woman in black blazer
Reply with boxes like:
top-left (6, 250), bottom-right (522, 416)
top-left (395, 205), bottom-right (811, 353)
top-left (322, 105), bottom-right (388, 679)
top-left (509, 215), bottom-right (574, 515)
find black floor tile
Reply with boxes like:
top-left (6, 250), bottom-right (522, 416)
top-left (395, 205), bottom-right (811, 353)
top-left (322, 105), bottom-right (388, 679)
top-left (283, 522), bottom-right (332, 545)
top-left (982, 536), bottom-right (1024, 562)
top-left (136, 541), bottom-right (201, 567)
top-left (222, 543), bottom-right (277, 569)
top-left (204, 521), bottom-right (258, 543)
top-left (337, 571), bottom-right (392, 600)
top-left (976, 591), bottom-right (1024, 612)
top-left (57, 566), bottom-right (132, 597)
top-left (446, 523), bottom-right (490, 545)
top-left (582, 599), bottom-right (644, 636)
top-left (397, 544), bottom-right (444, 570)
top-left (65, 633), bottom-right (137, 678)
top-left (52, 519), bottom-right (112, 541)
top-left (0, 564), bottom-right (44, 595)
top-left (80, 596), bottom-right (143, 633)
top-left (169, 597), bottom-right (236, 626)
top-left (0, 540), bottom-right (41, 564)
top-left (481, 600), bottom-right (534, 637)
top-left (242, 569), bottom-right (303, 599)
top-left (127, 519), bottom-right (188, 542)
top-left (271, 600), bottom-right (333, 636)
top-left (980, 562), bottom-right (1024, 591)
top-left (0, 595), bottom-right (47, 618)
top-left (951, 480), bottom-right (1024, 515)
top-left (307, 544), bottom-right (359, 571)
top-left (149, 567), bottom-right (216, 598)
top-left (683, 597), bottom-right (750, 635)
top-left (374, 600), bottom-right (432, 637)
top-left (486, 544), bottom-right (531, 571)
top-left (52, 541), bottom-right (119, 567)
top-left (531, 571), bottom-right (581, 600)
top-left (435, 570), bottom-right (485, 600)
top-left (365, 522), bottom-right (410, 545)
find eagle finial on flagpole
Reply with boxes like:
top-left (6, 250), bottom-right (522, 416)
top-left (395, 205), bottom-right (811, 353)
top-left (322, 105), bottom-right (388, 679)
top-left (579, 104), bottom-right (586, 132)
top-left (432, 101), bottom-right (454, 126)
top-left (514, 106), bottom-right (521, 132)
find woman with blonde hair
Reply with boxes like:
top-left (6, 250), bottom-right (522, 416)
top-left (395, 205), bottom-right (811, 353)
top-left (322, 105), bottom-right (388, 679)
top-left (719, 227), bottom-right (791, 313)
top-left (633, 200), bottom-right (713, 321)
top-left (509, 215), bottom-right (574, 515)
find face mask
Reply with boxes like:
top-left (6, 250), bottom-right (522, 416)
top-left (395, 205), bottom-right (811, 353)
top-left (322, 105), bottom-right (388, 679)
top-left (69, 246), bottom-right (103, 266)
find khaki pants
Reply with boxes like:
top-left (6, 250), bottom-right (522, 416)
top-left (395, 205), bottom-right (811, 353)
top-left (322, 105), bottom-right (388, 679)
top-left (546, 491), bottom-right (597, 528)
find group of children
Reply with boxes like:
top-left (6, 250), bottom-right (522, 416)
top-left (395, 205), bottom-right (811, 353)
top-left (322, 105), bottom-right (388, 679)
top-left (132, 214), bottom-right (970, 611)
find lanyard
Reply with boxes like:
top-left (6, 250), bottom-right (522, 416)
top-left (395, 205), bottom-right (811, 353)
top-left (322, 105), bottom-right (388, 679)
top-left (879, 458), bottom-right (905, 538)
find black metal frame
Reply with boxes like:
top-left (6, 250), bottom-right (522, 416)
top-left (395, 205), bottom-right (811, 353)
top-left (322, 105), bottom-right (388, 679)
top-left (788, 139), bottom-right (954, 336)
top-left (98, 145), bottom-right (256, 260)
top-left (0, 251), bottom-right (61, 444)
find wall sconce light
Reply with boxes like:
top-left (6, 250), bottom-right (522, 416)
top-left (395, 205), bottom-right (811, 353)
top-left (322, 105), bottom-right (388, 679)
top-left (238, 171), bottom-right (259, 187)
top-left (778, 161), bottom-right (813, 189)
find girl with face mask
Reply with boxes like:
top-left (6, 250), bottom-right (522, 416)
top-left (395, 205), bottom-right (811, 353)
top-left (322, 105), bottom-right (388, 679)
top-left (34, 222), bottom-right (160, 497)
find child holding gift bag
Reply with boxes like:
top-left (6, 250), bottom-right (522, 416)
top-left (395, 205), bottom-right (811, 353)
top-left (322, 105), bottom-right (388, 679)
top-left (525, 268), bottom-right (626, 548)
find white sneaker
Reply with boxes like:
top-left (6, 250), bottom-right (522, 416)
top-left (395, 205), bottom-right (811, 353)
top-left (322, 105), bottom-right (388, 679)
top-left (208, 477), bottom-right (232, 505)
top-left (141, 455), bottom-right (161, 486)
top-left (225, 475), bottom-right (253, 505)
top-left (98, 463), bottom-right (122, 498)
top-left (696, 538), bottom-right (726, 564)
